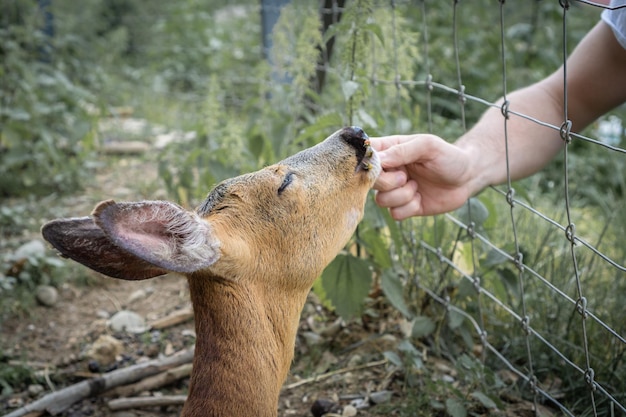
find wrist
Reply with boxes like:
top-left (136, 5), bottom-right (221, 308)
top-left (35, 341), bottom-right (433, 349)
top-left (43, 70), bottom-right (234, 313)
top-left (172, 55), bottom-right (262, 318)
top-left (455, 135), bottom-right (501, 196)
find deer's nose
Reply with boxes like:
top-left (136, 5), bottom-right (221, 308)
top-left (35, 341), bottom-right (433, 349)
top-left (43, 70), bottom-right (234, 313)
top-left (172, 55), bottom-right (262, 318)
top-left (349, 126), bottom-right (368, 140)
top-left (340, 126), bottom-right (370, 167)
top-left (340, 126), bottom-right (369, 150)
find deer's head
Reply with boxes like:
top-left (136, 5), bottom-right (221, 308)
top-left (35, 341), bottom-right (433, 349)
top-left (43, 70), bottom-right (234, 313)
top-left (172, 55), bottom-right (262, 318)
top-left (42, 126), bottom-right (379, 292)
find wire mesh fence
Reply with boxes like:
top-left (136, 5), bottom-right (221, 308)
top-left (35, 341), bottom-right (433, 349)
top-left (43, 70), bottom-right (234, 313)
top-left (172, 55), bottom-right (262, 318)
top-left (365, 1), bottom-right (626, 416)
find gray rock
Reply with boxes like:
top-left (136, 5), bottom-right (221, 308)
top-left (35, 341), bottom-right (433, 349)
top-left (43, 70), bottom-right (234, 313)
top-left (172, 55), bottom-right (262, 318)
top-left (27, 384), bottom-right (44, 396)
top-left (108, 310), bottom-right (148, 334)
top-left (35, 285), bottom-right (58, 307)
top-left (370, 390), bottom-right (393, 404)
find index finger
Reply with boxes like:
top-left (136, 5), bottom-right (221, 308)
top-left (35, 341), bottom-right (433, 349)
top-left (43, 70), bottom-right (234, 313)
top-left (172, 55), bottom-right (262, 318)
top-left (368, 135), bottom-right (416, 152)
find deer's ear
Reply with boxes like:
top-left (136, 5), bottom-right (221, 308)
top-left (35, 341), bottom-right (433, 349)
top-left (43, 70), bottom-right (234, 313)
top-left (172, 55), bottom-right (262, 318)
top-left (92, 200), bottom-right (221, 275)
top-left (42, 216), bottom-right (170, 280)
top-left (42, 200), bottom-right (221, 281)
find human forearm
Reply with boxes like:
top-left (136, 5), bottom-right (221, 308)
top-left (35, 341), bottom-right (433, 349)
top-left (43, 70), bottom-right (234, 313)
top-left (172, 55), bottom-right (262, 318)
top-left (455, 81), bottom-right (566, 195)
top-left (458, 21), bottom-right (626, 196)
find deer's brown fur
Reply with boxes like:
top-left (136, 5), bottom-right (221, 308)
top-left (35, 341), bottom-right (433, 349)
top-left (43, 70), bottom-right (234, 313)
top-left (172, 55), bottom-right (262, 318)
top-left (41, 127), bottom-right (380, 417)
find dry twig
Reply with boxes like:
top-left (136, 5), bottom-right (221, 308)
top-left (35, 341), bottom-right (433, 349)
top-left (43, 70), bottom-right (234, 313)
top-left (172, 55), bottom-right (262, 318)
top-left (284, 358), bottom-right (388, 390)
top-left (109, 363), bottom-right (192, 397)
top-left (107, 395), bottom-right (187, 410)
top-left (4, 348), bottom-right (194, 417)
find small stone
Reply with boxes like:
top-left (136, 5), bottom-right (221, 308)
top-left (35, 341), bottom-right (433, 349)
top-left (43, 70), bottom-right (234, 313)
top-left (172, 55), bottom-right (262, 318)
top-left (347, 354), bottom-right (362, 368)
top-left (350, 398), bottom-right (369, 409)
top-left (301, 331), bottom-right (323, 347)
top-left (85, 334), bottom-right (124, 366)
top-left (27, 384), bottom-right (44, 396)
top-left (181, 329), bottom-right (196, 338)
top-left (127, 289), bottom-right (148, 303)
top-left (88, 359), bottom-right (100, 373)
top-left (319, 318), bottom-right (343, 337)
top-left (441, 374), bottom-right (455, 384)
top-left (109, 310), bottom-right (148, 334)
top-left (96, 309), bottom-right (111, 319)
top-left (314, 350), bottom-right (338, 374)
top-left (144, 344), bottom-right (159, 358)
top-left (342, 405), bottom-right (358, 416)
top-left (7, 397), bottom-right (24, 408)
top-left (369, 390), bottom-right (393, 405)
top-left (310, 399), bottom-right (341, 417)
top-left (35, 285), bottom-right (58, 307)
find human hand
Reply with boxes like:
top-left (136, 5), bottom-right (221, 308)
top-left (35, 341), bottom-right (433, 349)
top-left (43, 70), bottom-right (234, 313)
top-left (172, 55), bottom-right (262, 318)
top-left (371, 134), bottom-right (475, 219)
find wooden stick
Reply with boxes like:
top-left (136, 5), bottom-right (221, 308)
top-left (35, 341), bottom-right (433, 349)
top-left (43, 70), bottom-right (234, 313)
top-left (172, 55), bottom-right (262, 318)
top-left (107, 395), bottom-right (187, 410)
top-left (4, 348), bottom-right (194, 417)
top-left (109, 363), bottom-right (192, 397)
top-left (149, 307), bottom-right (194, 330)
top-left (283, 359), bottom-right (388, 390)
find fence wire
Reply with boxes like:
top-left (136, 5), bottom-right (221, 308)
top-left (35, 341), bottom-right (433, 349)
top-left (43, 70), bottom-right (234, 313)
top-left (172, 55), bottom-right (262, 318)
top-left (368, 1), bottom-right (625, 416)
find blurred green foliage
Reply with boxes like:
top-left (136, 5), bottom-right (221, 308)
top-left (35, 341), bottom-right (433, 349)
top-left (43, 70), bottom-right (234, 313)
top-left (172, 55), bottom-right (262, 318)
top-left (1, 1), bottom-right (97, 196)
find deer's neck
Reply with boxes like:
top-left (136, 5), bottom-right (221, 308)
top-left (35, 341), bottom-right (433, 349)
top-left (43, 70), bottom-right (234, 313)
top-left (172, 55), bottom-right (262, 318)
top-left (181, 276), bottom-right (307, 417)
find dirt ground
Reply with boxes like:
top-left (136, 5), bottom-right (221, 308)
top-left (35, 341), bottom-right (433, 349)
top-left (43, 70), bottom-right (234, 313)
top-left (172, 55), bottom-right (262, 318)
top-left (2, 271), bottom-right (411, 417)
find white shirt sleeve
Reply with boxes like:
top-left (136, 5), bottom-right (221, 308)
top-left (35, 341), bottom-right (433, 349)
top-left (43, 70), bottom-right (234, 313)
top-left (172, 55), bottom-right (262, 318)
top-left (602, 0), bottom-right (626, 49)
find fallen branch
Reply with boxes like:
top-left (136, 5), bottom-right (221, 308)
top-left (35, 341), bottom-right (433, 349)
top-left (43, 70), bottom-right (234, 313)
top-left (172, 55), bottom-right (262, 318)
top-left (149, 307), bottom-right (194, 330)
top-left (109, 363), bottom-right (192, 397)
top-left (283, 358), bottom-right (388, 390)
top-left (108, 395), bottom-right (187, 410)
top-left (4, 348), bottom-right (194, 417)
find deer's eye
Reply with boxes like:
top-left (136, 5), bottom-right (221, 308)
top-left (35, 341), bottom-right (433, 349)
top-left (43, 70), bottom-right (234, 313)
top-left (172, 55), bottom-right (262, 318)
top-left (278, 172), bottom-right (295, 195)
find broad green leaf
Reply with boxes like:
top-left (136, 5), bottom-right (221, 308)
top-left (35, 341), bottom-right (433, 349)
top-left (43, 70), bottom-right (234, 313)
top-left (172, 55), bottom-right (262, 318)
top-left (360, 228), bottom-right (392, 269)
top-left (381, 269), bottom-right (412, 318)
top-left (397, 339), bottom-right (424, 369)
top-left (454, 197), bottom-right (489, 229)
top-left (383, 351), bottom-right (403, 367)
top-left (374, 204), bottom-right (402, 251)
top-left (498, 268), bottom-right (520, 299)
top-left (411, 315), bottom-right (436, 338)
top-left (397, 338), bottom-right (419, 356)
top-left (447, 309), bottom-right (465, 330)
top-left (478, 194), bottom-right (498, 229)
top-left (471, 391), bottom-right (498, 409)
top-left (446, 398), bottom-right (467, 417)
top-left (482, 248), bottom-right (509, 268)
top-left (312, 276), bottom-right (334, 311)
top-left (321, 254), bottom-right (372, 320)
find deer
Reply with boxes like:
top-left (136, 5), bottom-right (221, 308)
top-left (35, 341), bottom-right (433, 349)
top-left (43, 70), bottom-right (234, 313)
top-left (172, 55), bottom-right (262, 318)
top-left (41, 126), bottom-right (381, 417)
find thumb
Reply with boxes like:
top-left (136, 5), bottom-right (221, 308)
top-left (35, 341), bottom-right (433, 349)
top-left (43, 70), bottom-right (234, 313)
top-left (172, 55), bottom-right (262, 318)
top-left (378, 138), bottom-right (424, 169)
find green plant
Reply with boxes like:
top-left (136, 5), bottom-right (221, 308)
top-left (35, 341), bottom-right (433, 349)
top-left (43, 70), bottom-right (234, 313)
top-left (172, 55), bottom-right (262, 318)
top-left (0, 358), bottom-right (36, 397)
top-left (0, 1), bottom-right (98, 197)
